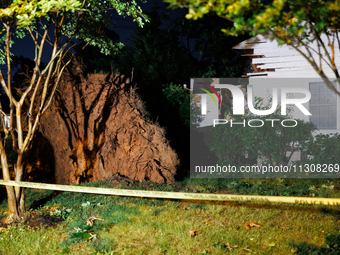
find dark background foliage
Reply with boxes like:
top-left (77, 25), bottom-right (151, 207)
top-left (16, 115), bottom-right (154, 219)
top-left (4, 3), bottom-right (250, 180)
top-left (71, 4), bottom-right (250, 179)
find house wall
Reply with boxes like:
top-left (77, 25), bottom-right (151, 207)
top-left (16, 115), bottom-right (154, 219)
top-left (249, 77), bottom-right (340, 135)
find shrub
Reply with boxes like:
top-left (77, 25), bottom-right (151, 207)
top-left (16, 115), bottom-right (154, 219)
top-left (209, 97), bottom-right (316, 166)
top-left (209, 115), bottom-right (256, 166)
top-left (300, 133), bottom-right (340, 164)
top-left (162, 82), bottom-right (202, 128)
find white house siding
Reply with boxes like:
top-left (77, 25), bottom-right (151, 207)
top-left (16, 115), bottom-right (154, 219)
top-left (233, 34), bottom-right (340, 78)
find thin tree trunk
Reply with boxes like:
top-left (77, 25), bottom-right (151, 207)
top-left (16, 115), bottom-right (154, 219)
top-left (0, 141), bottom-right (19, 220)
top-left (14, 153), bottom-right (25, 214)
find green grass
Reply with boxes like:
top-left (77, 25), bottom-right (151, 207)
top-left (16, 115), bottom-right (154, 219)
top-left (1, 178), bottom-right (340, 254)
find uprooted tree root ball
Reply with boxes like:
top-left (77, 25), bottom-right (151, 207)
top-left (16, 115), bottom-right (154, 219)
top-left (25, 63), bottom-right (178, 184)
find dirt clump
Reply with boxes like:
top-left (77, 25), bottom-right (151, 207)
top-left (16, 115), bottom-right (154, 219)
top-left (27, 61), bottom-right (178, 185)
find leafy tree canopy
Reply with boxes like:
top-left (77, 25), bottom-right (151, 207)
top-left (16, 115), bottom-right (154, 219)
top-left (0, 0), bottom-right (148, 62)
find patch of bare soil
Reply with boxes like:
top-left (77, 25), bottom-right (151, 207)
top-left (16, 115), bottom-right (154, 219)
top-left (23, 212), bottom-right (64, 229)
top-left (0, 211), bottom-right (64, 230)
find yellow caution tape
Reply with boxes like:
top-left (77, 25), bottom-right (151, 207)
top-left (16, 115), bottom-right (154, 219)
top-left (0, 179), bottom-right (340, 205)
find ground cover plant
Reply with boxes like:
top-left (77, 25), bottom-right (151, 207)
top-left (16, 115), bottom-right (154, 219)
top-left (0, 178), bottom-right (340, 254)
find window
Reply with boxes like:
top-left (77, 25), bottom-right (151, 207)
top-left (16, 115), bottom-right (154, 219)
top-left (309, 81), bottom-right (337, 129)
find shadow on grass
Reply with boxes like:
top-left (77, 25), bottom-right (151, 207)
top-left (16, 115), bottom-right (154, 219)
top-left (290, 233), bottom-right (340, 254)
top-left (173, 199), bottom-right (340, 215)
top-left (28, 191), bottom-right (60, 210)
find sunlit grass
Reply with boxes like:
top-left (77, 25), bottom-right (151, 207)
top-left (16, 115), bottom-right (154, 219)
top-left (0, 224), bottom-right (68, 254)
top-left (0, 178), bottom-right (340, 254)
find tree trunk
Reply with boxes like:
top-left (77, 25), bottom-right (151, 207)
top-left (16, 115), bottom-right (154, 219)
top-left (0, 130), bottom-right (26, 221)
top-left (14, 153), bottom-right (25, 214)
top-left (0, 146), bottom-right (20, 221)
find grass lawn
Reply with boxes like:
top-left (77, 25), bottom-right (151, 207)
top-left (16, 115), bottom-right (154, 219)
top-left (0, 178), bottom-right (340, 254)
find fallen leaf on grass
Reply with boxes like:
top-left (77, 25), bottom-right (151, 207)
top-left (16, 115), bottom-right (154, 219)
top-left (205, 221), bottom-right (211, 226)
top-left (248, 222), bottom-right (261, 227)
top-left (321, 230), bottom-right (328, 234)
top-left (81, 201), bottom-right (91, 207)
top-left (189, 230), bottom-right (197, 237)
top-left (268, 242), bottom-right (276, 247)
top-left (85, 216), bottom-right (104, 226)
top-left (242, 248), bottom-right (252, 253)
top-left (245, 221), bottom-right (261, 231)
top-left (291, 248), bottom-right (298, 253)
top-left (227, 243), bottom-right (238, 249)
top-left (89, 233), bottom-right (97, 241)
top-left (279, 225), bottom-right (289, 230)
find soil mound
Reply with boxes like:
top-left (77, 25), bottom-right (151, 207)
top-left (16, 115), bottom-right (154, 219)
top-left (27, 63), bottom-right (178, 184)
